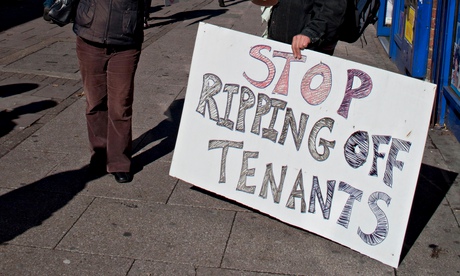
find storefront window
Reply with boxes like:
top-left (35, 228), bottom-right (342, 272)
top-left (450, 4), bottom-right (460, 96)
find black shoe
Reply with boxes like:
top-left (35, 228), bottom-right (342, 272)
top-left (112, 172), bottom-right (133, 183)
top-left (43, 7), bottom-right (51, 21)
top-left (218, 0), bottom-right (225, 7)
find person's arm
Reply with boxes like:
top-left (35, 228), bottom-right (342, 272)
top-left (291, 0), bottom-right (347, 58)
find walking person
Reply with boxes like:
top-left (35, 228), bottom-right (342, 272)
top-left (267, 0), bottom-right (347, 57)
top-left (73, 0), bottom-right (144, 183)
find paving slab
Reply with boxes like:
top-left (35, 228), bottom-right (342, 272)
top-left (132, 82), bottom-right (184, 129)
top-left (168, 180), bottom-right (248, 211)
top-left (428, 128), bottom-right (460, 225)
top-left (32, 82), bottom-right (81, 100)
top-left (0, 48), bottom-right (15, 60)
top-left (128, 259), bottom-right (196, 275)
top-left (16, 97), bottom-right (87, 153)
top-left (83, 159), bottom-right (178, 203)
top-left (6, 52), bottom-right (79, 74)
top-left (0, 244), bottom-right (133, 275)
top-left (335, 29), bottom-right (399, 73)
top-left (145, 64), bottom-right (191, 86)
top-left (0, 186), bottom-right (93, 247)
top-left (397, 198), bottom-right (460, 275)
top-left (0, 22), bottom-right (74, 54)
top-left (18, 139), bottom-right (178, 202)
top-left (447, 176), bottom-right (460, 225)
top-left (56, 198), bottom-right (236, 266)
top-left (0, 29), bottom-right (47, 52)
top-left (39, 40), bottom-right (78, 56)
top-left (422, 135), bottom-right (451, 170)
top-left (429, 128), bottom-right (460, 172)
top-left (196, 266), bottom-right (285, 275)
top-left (222, 211), bottom-right (395, 275)
top-left (0, 148), bottom-right (67, 188)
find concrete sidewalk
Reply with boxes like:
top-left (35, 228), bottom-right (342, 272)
top-left (0, 0), bottom-right (459, 274)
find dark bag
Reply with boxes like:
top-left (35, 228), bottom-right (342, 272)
top-left (338, 0), bottom-right (380, 43)
top-left (48, 0), bottom-right (79, 27)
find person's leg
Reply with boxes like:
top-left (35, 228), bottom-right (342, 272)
top-left (76, 37), bottom-right (110, 170)
top-left (144, 0), bottom-right (152, 27)
top-left (105, 46), bottom-right (141, 174)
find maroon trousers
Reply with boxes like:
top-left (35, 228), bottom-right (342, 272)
top-left (76, 36), bottom-right (141, 173)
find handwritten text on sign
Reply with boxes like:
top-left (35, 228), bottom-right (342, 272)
top-left (170, 23), bottom-right (436, 267)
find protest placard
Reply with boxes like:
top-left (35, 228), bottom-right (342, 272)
top-left (169, 22), bottom-right (436, 267)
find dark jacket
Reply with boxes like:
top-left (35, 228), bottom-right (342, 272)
top-left (73, 0), bottom-right (144, 46)
top-left (268, 0), bottom-right (347, 48)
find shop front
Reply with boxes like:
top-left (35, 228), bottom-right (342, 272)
top-left (388, 0), bottom-right (432, 78)
top-left (432, 0), bottom-right (460, 141)
top-left (376, 0), bottom-right (460, 142)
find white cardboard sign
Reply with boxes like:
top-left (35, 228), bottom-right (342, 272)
top-left (170, 23), bottom-right (436, 267)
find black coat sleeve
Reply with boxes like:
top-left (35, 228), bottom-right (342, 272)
top-left (300, 0), bottom-right (347, 44)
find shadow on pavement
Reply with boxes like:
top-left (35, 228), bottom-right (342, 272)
top-left (219, 0), bottom-right (248, 8)
top-left (0, 83), bottom-right (39, 98)
top-left (399, 163), bottom-right (458, 264)
top-left (0, 98), bottom-right (183, 244)
top-left (0, 166), bottom-right (106, 244)
top-left (0, 83), bottom-right (57, 138)
top-left (0, 98), bottom-right (184, 244)
top-left (0, 0), bottom-right (43, 32)
top-left (131, 98), bottom-right (184, 174)
top-left (146, 4), bottom-right (163, 15)
top-left (0, 99), bottom-right (57, 138)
